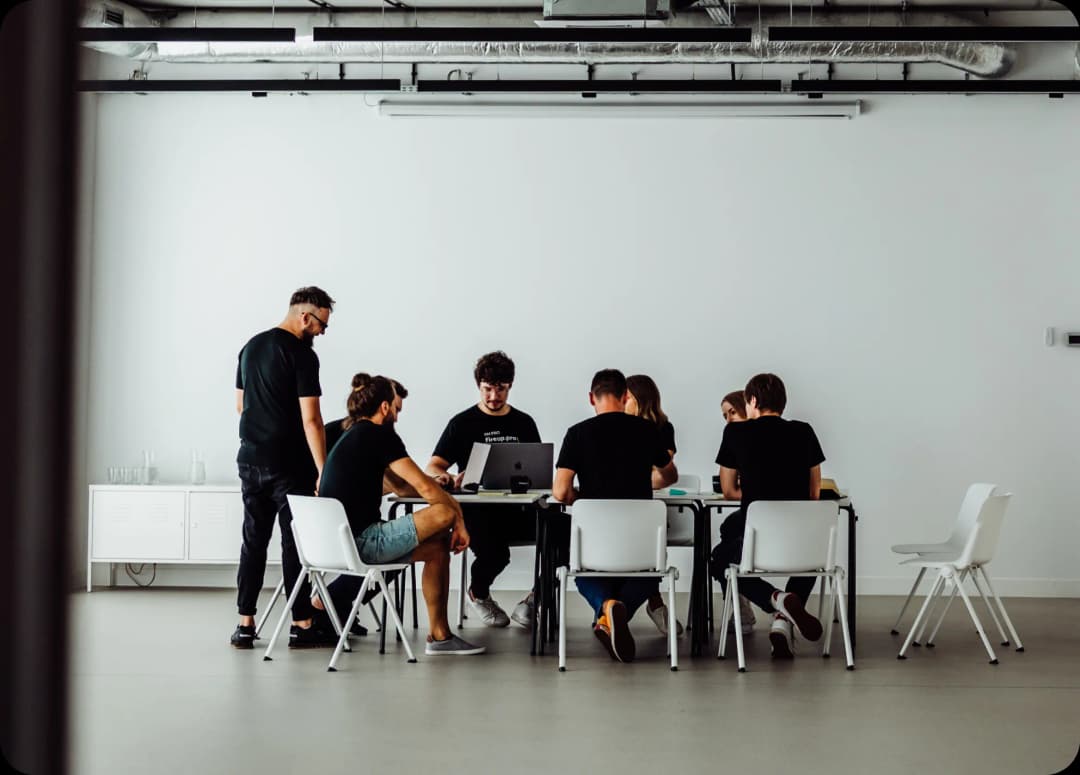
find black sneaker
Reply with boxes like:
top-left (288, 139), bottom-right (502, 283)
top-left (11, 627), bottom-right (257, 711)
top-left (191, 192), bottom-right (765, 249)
top-left (288, 624), bottom-right (338, 649)
top-left (230, 624), bottom-right (256, 650)
top-left (312, 607), bottom-right (368, 637)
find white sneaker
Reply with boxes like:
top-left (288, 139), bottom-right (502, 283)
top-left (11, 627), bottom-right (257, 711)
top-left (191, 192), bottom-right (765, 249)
top-left (646, 600), bottom-right (685, 637)
top-left (769, 616), bottom-right (795, 659)
top-left (468, 592), bottom-right (510, 628)
top-left (510, 594), bottom-right (534, 628)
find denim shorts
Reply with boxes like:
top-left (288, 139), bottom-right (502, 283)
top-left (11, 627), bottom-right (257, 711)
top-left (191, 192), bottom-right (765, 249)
top-left (356, 515), bottom-right (419, 565)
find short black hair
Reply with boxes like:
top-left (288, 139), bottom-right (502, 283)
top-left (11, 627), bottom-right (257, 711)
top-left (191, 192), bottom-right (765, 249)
top-left (474, 351), bottom-right (515, 386)
top-left (744, 373), bottom-right (787, 414)
top-left (590, 369), bottom-right (627, 399)
top-left (289, 286), bottom-right (335, 311)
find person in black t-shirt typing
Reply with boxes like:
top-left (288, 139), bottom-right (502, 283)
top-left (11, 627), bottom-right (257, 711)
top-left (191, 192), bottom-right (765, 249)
top-left (625, 374), bottom-right (685, 638)
top-left (318, 375), bottom-right (485, 656)
top-left (231, 286), bottom-right (337, 651)
top-left (426, 351), bottom-right (543, 629)
top-left (554, 369), bottom-right (678, 664)
top-left (325, 375), bottom-right (408, 454)
top-left (711, 373), bottom-right (827, 660)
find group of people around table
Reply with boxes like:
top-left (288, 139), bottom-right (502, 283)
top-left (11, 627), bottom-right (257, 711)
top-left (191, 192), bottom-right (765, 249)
top-left (230, 287), bottom-right (828, 662)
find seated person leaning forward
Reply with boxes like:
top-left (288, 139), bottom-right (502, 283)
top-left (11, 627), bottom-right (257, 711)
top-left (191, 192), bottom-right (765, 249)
top-left (315, 374), bottom-right (485, 656)
top-left (553, 369), bottom-right (678, 663)
top-left (710, 372), bottom-right (826, 659)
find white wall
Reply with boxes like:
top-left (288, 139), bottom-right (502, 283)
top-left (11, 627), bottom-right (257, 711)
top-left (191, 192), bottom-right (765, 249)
top-left (82, 90), bottom-right (1080, 594)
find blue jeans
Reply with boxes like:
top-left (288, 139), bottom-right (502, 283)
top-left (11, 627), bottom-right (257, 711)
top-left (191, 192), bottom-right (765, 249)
top-left (576, 577), bottom-right (659, 621)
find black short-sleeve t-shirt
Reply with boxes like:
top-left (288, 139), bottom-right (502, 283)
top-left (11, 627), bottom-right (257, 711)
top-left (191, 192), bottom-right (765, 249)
top-left (432, 405), bottom-right (542, 470)
top-left (319, 420), bottom-right (409, 536)
top-left (324, 418), bottom-right (346, 454)
top-left (556, 413), bottom-right (672, 500)
top-left (659, 420), bottom-right (676, 455)
top-left (235, 328), bottom-right (322, 475)
top-left (715, 415), bottom-right (825, 522)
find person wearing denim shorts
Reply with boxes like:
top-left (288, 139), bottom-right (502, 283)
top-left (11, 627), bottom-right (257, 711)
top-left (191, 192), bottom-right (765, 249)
top-left (316, 374), bottom-right (486, 656)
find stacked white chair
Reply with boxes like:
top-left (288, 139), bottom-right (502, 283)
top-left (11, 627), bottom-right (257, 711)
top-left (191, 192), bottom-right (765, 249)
top-left (896, 492), bottom-right (1022, 665)
top-left (262, 495), bottom-right (415, 671)
top-left (557, 499), bottom-right (679, 671)
top-left (717, 500), bottom-right (853, 672)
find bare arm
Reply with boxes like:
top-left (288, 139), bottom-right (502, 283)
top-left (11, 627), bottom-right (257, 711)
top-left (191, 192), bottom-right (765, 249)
top-left (553, 468), bottom-right (577, 505)
top-left (425, 455), bottom-right (454, 485)
top-left (299, 397), bottom-right (327, 485)
top-left (720, 466), bottom-right (742, 501)
top-left (652, 451), bottom-right (678, 489)
top-left (809, 465), bottom-right (822, 500)
top-left (383, 467), bottom-right (417, 497)
top-left (388, 457), bottom-right (463, 516)
top-left (235, 389), bottom-right (244, 415)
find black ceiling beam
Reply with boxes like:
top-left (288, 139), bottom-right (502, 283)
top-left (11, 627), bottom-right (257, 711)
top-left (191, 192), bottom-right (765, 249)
top-left (417, 78), bottom-right (782, 92)
top-left (77, 79), bottom-right (401, 92)
top-left (769, 25), bottom-right (1080, 42)
top-left (791, 79), bottom-right (1080, 93)
top-left (78, 27), bottom-right (296, 42)
top-left (313, 26), bottom-right (753, 43)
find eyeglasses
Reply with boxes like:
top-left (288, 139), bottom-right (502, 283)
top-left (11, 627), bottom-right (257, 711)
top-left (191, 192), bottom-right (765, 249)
top-left (308, 311), bottom-right (328, 332)
top-left (479, 383), bottom-right (511, 394)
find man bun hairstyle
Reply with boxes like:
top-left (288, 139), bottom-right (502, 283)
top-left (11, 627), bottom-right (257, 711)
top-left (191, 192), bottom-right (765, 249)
top-left (590, 369), bottom-right (627, 400)
top-left (722, 390), bottom-right (747, 418)
top-left (289, 286), bottom-right (336, 311)
top-left (474, 351), bottom-right (515, 386)
top-left (744, 373), bottom-right (787, 414)
top-left (343, 373), bottom-right (395, 429)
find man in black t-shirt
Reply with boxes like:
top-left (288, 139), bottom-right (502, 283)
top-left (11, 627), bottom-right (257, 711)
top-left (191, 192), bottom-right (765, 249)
top-left (317, 375), bottom-right (485, 656)
top-left (711, 373), bottom-right (827, 660)
top-left (325, 378), bottom-right (408, 454)
top-left (553, 369), bottom-right (678, 663)
top-left (426, 351), bottom-right (543, 629)
top-left (231, 286), bottom-right (336, 650)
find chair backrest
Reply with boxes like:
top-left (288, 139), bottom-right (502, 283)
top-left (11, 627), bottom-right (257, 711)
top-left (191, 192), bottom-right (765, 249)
top-left (740, 500), bottom-right (841, 573)
top-left (956, 493), bottom-right (1012, 567)
top-left (286, 495), bottom-right (360, 572)
top-left (569, 499), bottom-right (667, 573)
top-left (946, 483), bottom-right (1000, 548)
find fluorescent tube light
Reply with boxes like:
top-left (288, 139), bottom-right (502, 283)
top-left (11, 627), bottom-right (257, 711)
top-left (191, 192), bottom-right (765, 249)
top-left (376, 100), bottom-right (862, 118)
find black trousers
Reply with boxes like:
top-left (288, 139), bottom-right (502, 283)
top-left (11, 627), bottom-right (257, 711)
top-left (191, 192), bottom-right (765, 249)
top-left (236, 462), bottom-right (314, 620)
top-left (709, 510), bottom-right (816, 614)
top-left (463, 505), bottom-right (537, 600)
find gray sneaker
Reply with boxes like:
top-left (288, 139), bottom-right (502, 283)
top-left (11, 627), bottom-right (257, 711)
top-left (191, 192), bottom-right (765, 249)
top-left (510, 594), bottom-right (534, 628)
top-left (468, 593), bottom-right (510, 627)
top-left (425, 634), bottom-right (487, 656)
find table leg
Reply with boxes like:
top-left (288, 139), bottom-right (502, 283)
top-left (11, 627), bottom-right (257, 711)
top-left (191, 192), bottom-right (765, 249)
top-left (846, 505), bottom-right (858, 652)
top-left (531, 507), bottom-right (543, 656)
top-left (705, 507), bottom-right (714, 633)
top-left (690, 503), bottom-right (707, 656)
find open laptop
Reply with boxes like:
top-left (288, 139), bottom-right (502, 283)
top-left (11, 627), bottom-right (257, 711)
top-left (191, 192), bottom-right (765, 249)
top-left (452, 442), bottom-right (491, 493)
top-left (479, 442), bottom-right (554, 491)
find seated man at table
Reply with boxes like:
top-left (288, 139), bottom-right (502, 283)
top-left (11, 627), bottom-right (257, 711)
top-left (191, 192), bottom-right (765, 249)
top-left (324, 375), bottom-right (408, 453)
top-left (426, 351), bottom-right (543, 629)
top-left (315, 374), bottom-right (485, 656)
top-left (553, 369), bottom-right (678, 663)
top-left (710, 372), bottom-right (826, 659)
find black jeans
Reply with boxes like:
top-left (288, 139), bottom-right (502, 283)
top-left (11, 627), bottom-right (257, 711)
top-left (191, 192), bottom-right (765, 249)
top-left (236, 462), bottom-right (314, 620)
top-left (463, 505), bottom-right (537, 600)
top-left (709, 510), bottom-right (816, 614)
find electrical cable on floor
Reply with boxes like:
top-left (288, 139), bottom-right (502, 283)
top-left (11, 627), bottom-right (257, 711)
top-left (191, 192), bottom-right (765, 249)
top-left (125, 563), bottom-right (158, 587)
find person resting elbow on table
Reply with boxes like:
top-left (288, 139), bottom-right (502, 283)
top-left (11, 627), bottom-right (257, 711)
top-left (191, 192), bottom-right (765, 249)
top-left (554, 369), bottom-right (676, 664)
top-left (314, 374), bottom-right (485, 656)
top-left (709, 373), bottom-right (826, 661)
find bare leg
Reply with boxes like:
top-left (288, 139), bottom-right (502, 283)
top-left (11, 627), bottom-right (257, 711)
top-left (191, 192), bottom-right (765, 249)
top-left (412, 536), bottom-right (452, 641)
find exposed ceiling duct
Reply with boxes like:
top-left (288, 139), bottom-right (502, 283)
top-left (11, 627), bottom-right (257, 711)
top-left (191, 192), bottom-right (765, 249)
top-left (80, 1), bottom-right (1019, 77)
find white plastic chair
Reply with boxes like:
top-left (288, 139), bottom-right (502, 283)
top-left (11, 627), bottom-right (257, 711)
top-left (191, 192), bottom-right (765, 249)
top-left (663, 474), bottom-right (700, 546)
top-left (262, 496), bottom-right (415, 671)
top-left (254, 577), bottom-right (383, 639)
top-left (557, 499), bottom-right (679, 671)
top-left (889, 482), bottom-right (999, 637)
top-left (896, 493), bottom-right (1022, 664)
top-left (717, 500), bottom-right (853, 672)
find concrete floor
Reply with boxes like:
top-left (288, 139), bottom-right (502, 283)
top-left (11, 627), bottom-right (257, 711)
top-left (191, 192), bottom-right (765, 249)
top-left (69, 589), bottom-right (1080, 775)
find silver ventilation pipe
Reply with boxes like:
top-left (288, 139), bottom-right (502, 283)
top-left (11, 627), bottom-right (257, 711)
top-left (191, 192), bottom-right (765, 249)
top-left (80, 1), bottom-right (1016, 77)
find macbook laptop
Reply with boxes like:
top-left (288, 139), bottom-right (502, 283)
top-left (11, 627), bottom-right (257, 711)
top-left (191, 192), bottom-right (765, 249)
top-left (479, 442), bottom-right (554, 491)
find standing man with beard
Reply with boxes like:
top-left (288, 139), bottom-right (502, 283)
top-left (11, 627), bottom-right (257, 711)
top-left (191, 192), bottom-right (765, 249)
top-left (230, 286), bottom-right (337, 650)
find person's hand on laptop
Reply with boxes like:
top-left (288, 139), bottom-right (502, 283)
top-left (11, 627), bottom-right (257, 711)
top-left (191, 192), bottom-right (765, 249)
top-left (453, 471), bottom-right (465, 490)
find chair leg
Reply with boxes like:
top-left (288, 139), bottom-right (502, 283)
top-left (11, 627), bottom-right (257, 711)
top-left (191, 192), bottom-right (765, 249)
top-left (668, 569), bottom-right (678, 671)
top-left (899, 570), bottom-right (944, 659)
top-left (328, 574), bottom-right (371, 672)
top-left (970, 567), bottom-right (1009, 647)
top-left (375, 571), bottom-right (416, 663)
top-left (262, 568), bottom-right (309, 661)
top-left (833, 568), bottom-right (854, 670)
top-left (822, 574), bottom-right (835, 657)
top-left (717, 574), bottom-right (733, 659)
top-left (925, 572), bottom-right (961, 647)
top-left (978, 567), bottom-right (1023, 651)
top-left (310, 572), bottom-right (350, 652)
top-left (457, 551), bottom-right (467, 628)
top-left (952, 569), bottom-right (998, 664)
top-left (379, 596), bottom-right (388, 655)
top-left (914, 571), bottom-right (949, 646)
top-left (891, 567), bottom-right (926, 635)
top-left (730, 569), bottom-right (747, 672)
top-left (557, 568), bottom-right (568, 672)
top-left (255, 577), bottom-right (286, 638)
top-left (411, 564), bottom-right (419, 630)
